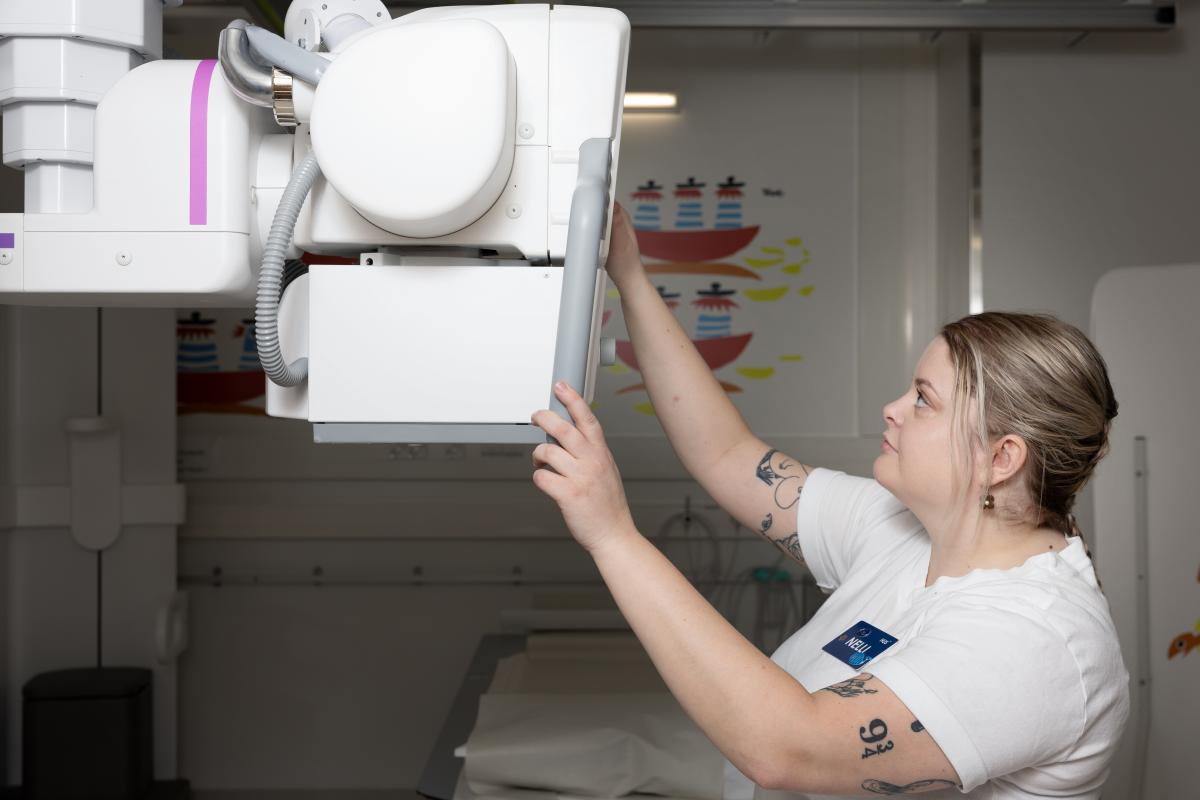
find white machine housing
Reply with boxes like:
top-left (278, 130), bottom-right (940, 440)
top-left (0, 60), bottom-right (272, 304)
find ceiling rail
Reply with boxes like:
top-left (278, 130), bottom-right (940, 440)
top-left (384, 2), bottom-right (1175, 32)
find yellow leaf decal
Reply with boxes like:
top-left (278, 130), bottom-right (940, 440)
top-left (799, 286), bottom-right (815, 297)
top-left (607, 288), bottom-right (621, 299)
top-left (736, 367), bottom-right (776, 379)
top-left (779, 354), bottom-right (804, 362)
top-left (634, 402), bottom-right (656, 416)
top-left (606, 364), bottom-right (630, 374)
top-left (785, 237), bottom-right (803, 247)
top-left (745, 257), bottom-right (784, 269)
top-left (743, 286), bottom-right (789, 302)
top-left (782, 264), bottom-right (803, 274)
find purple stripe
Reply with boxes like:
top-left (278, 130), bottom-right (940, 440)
top-left (0, 233), bottom-right (13, 249)
top-left (189, 60), bottom-right (217, 225)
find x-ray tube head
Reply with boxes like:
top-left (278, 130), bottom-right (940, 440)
top-left (308, 19), bottom-right (517, 239)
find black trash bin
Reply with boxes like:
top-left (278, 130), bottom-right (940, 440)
top-left (23, 667), bottom-right (153, 800)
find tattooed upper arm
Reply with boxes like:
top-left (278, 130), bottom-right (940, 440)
top-left (692, 436), bottom-right (814, 565)
top-left (765, 674), bottom-right (961, 796)
top-left (751, 446), bottom-right (811, 564)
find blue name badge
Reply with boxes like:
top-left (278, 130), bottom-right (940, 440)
top-left (822, 620), bottom-right (898, 669)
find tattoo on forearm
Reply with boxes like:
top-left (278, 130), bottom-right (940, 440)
top-left (861, 779), bottom-right (958, 795)
top-left (910, 720), bottom-right (925, 733)
top-left (760, 513), bottom-right (773, 534)
top-left (859, 717), bottom-right (894, 760)
top-left (820, 674), bottom-right (878, 698)
top-left (771, 532), bottom-right (804, 561)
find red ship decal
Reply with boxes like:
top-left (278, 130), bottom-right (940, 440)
top-left (616, 332), bottom-right (753, 373)
top-left (635, 226), bottom-right (761, 263)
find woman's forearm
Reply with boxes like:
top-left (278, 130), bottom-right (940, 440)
top-left (591, 526), bottom-right (817, 785)
top-left (619, 276), bottom-right (754, 476)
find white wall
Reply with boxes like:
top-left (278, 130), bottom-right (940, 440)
top-left (982, 17), bottom-right (1200, 348)
top-left (0, 308), bottom-right (181, 785)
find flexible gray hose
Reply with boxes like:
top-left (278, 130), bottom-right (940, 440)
top-left (244, 24), bottom-right (328, 86)
top-left (256, 151), bottom-right (321, 387)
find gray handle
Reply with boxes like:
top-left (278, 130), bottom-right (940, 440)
top-left (547, 138), bottom-right (613, 435)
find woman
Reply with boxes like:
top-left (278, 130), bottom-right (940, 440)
top-left (529, 205), bottom-right (1128, 798)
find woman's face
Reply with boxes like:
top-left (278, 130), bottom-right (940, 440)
top-left (874, 336), bottom-right (973, 517)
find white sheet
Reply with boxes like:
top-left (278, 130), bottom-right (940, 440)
top-left (463, 693), bottom-right (723, 800)
top-left (456, 634), bottom-right (725, 800)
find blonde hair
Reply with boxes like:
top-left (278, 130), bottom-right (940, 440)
top-left (940, 312), bottom-right (1118, 542)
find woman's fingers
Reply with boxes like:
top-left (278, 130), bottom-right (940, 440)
top-left (531, 407), bottom-right (587, 455)
top-left (531, 464), bottom-right (568, 497)
top-left (532, 442), bottom-right (574, 475)
top-left (613, 201), bottom-right (631, 229)
top-left (552, 382), bottom-right (605, 444)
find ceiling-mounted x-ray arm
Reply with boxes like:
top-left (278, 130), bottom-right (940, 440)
top-left (0, 2), bottom-right (630, 445)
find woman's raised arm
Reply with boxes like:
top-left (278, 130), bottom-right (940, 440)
top-left (609, 205), bottom-right (814, 562)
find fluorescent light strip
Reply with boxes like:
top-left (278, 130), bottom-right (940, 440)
top-left (624, 92), bottom-right (678, 110)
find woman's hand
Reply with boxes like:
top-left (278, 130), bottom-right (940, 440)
top-left (604, 203), bottom-right (649, 293)
top-left (530, 381), bottom-right (638, 555)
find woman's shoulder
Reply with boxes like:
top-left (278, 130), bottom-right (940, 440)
top-left (925, 566), bottom-right (1127, 692)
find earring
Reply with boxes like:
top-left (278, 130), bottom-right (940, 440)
top-left (982, 493), bottom-right (995, 510)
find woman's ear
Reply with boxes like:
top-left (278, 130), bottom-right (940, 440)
top-left (990, 435), bottom-right (1028, 486)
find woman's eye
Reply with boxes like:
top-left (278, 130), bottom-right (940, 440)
top-left (915, 390), bottom-right (929, 408)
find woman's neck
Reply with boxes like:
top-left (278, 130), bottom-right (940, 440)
top-left (923, 511), bottom-right (1069, 586)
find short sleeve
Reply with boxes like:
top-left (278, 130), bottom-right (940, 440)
top-left (795, 468), bottom-right (918, 591)
top-left (868, 598), bottom-right (1087, 793)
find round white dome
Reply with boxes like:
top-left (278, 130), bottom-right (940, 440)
top-left (309, 19), bottom-right (515, 238)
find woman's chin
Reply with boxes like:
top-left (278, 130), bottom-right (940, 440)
top-left (872, 460), bottom-right (899, 494)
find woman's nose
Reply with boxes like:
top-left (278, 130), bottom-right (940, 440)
top-left (882, 398), bottom-right (901, 426)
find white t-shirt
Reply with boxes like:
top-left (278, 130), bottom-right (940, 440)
top-left (724, 469), bottom-right (1129, 800)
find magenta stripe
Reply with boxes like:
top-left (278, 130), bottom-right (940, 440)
top-left (189, 59), bottom-right (217, 225)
